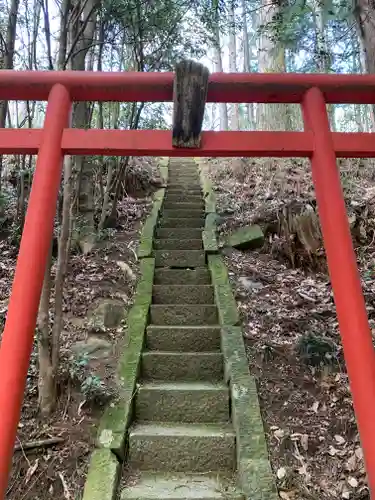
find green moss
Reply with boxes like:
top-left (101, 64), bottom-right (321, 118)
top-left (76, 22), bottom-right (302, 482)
top-left (205, 213), bottom-right (219, 231)
top-left (221, 326), bottom-right (277, 499)
top-left (197, 161), bottom-right (216, 213)
top-left (202, 230), bottom-right (218, 253)
top-left (137, 194), bottom-right (164, 258)
top-left (82, 449), bottom-right (119, 500)
top-left (208, 255), bottom-right (239, 326)
top-left (96, 394), bottom-right (133, 457)
top-left (226, 225), bottom-right (264, 250)
top-left (117, 303), bottom-right (148, 384)
top-left (133, 258), bottom-right (155, 307)
top-left (238, 459), bottom-right (278, 500)
top-left (158, 157), bottom-right (169, 183)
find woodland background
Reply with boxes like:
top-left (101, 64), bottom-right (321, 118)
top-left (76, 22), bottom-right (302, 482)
top-left (1, 0), bottom-right (375, 499)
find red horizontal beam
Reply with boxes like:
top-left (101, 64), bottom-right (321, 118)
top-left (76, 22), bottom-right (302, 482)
top-left (0, 129), bottom-right (375, 158)
top-left (1, 71), bottom-right (375, 103)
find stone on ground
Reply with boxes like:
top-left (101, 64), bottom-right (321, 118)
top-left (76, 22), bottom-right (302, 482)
top-left (225, 224), bottom-right (264, 250)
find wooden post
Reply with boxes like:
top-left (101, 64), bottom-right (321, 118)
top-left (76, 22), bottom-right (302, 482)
top-left (172, 59), bottom-right (209, 148)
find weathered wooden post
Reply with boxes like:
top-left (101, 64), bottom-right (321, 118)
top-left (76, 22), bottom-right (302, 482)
top-left (172, 59), bottom-right (210, 148)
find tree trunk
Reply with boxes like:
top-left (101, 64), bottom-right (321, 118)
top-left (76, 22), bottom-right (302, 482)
top-left (0, 0), bottom-right (20, 190)
top-left (241, 0), bottom-right (253, 129)
top-left (311, 0), bottom-right (335, 129)
top-left (257, 0), bottom-right (291, 131)
top-left (228, 1), bottom-right (239, 130)
top-left (37, 0), bottom-right (71, 415)
top-left (70, 0), bottom-right (101, 254)
top-left (37, 243), bottom-right (55, 416)
top-left (212, 25), bottom-right (228, 130)
top-left (354, 0), bottom-right (375, 131)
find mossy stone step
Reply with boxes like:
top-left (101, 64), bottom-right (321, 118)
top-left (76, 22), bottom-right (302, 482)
top-left (162, 209), bottom-right (204, 219)
top-left (141, 351), bottom-right (223, 381)
top-left (159, 218), bottom-right (205, 229)
top-left (166, 187), bottom-right (202, 193)
top-left (153, 285), bottom-right (214, 304)
top-left (164, 194), bottom-right (203, 203)
top-left (150, 305), bottom-right (218, 325)
top-left (121, 471), bottom-right (242, 500)
top-left (167, 179), bottom-right (201, 184)
top-left (153, 268), bottom-right (210, 285)
top-left (162, 202), bottom-right (205, 211)
top-left (155, 228), bottom-right (203, 240)
top-left (154, 239), bottom-right (203, 250)
top-left (128, 423), bottom-right (236, 472)
top-left (154, 250), bottom-right (205, 268)
top-left (146, 325), bottom-right (221, 352)
top-left (135, 381), bottom-right (229, 423)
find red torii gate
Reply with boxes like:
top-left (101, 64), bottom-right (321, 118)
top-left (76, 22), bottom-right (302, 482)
top-left (0, 71), bottom-right (375, 498)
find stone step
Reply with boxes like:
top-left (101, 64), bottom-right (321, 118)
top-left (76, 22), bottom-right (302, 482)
top-left (164, 194), bottom-right (203, 203)
top-left (162, 202), bottom-right (205, 211)
top-left (121, 472), bottom-right (242, 500)
top-left (159, 218), bottom-right (205, 229)
top-left (166, 187), bottom-right (202, 192)
top-left (161, 209), bottom-right (204, 219)
top-left (167, 178), bottom-right (200, 183)
top-left (141, 352), bottom-right (223, 382)
top-left (153, 285), bottom-right (214, 304)
top-left (168, 173), bottom-right (200, 178)
top-left (154, 239), bottom-right (203, 250)
top-left (128, 423), bottom-right (236, 472)
top-left (150, 305), bottom-right (218, 325)
top-left (154, 250), bottom-right (206, 268)
top-left (153, 268), bottom-right (211, 285)
top-left (146, 326), bottom-right (221, 352)
top-left (155, 228), bottom-right (203, 240)
top-left (135, 381), bottom-right (229, 423)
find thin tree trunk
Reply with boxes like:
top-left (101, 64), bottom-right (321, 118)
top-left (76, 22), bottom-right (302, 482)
top-left (37, 0), bottom-right (71, 416)
top-left (0, 0), bottom-right (20, 190)
top-left (257, 0), bottom-right (291, 131)
top-left (241, 0), bottom-right (252, 129)
top-left (228, 1), bottom-right (239, 130)
top-left (212, 26), bottom-right (228, 130)
top-left (37, 243), bottom-right (55, 416)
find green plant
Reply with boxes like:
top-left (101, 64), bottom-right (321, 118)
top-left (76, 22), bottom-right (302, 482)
top-left (296, 333), bottom-right (338, 366)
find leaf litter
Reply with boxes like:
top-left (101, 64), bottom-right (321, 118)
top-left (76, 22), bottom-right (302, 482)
top-left (0, 157), bottom-right (161, 500)
top-left (200, 156), bottom-right (375, 500)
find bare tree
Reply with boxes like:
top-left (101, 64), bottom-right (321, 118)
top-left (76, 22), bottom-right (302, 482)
top-left (0, 0), bottom-right (20, 190)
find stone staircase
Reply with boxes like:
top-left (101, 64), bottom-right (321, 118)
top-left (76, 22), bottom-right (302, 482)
top-left (121, 158), bottom-right (241, 499)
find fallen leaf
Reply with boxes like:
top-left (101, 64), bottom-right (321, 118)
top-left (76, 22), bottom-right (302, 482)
top-left (335, 435), bottom-right (346, 445)
top-left (277, 467), bottom-right (287, 480)
top-left (301, 434), bottom-right (309, 451)
top-left (311, 401), bottom-right (319, 413)
top-left (348, 477), bottom-right (358, 488)
top-left (59, 472), bottom-right (71, 499)
top-left (345, 454), bottom-right (357, 472)
top-left (274, 428), bottom-right (285, 439)
top-left (329, 445), bottom-right (339, 456)
top-left (25, 459), bottom-right (39, 484)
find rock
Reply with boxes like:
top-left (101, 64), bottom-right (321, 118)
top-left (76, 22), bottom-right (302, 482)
top-left (238, 277), bottom-right (263, 290)
top-left (116, 261), bottom-right (136, 281)
top-left (226, 225), bottom-right (264, 250)
top-left (89, 299), bottom-right (126, 330)
top-left (71, 336), bottom-right (112, 360)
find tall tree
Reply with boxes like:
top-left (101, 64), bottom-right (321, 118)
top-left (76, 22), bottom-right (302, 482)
top-left (0, 0), bottom-right (20, 189)
top-left (228, 0), bottom-right (239, 130)
top-left (257, 0), bottom-right (291, 131)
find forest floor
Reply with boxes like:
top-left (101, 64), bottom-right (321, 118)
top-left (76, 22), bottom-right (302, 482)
top-left (1, 155), bottom-right (375, 499)
top-left (0, 157), bottom-right (159, 500)
top-left (200, 156), bottom-right (375, 500)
